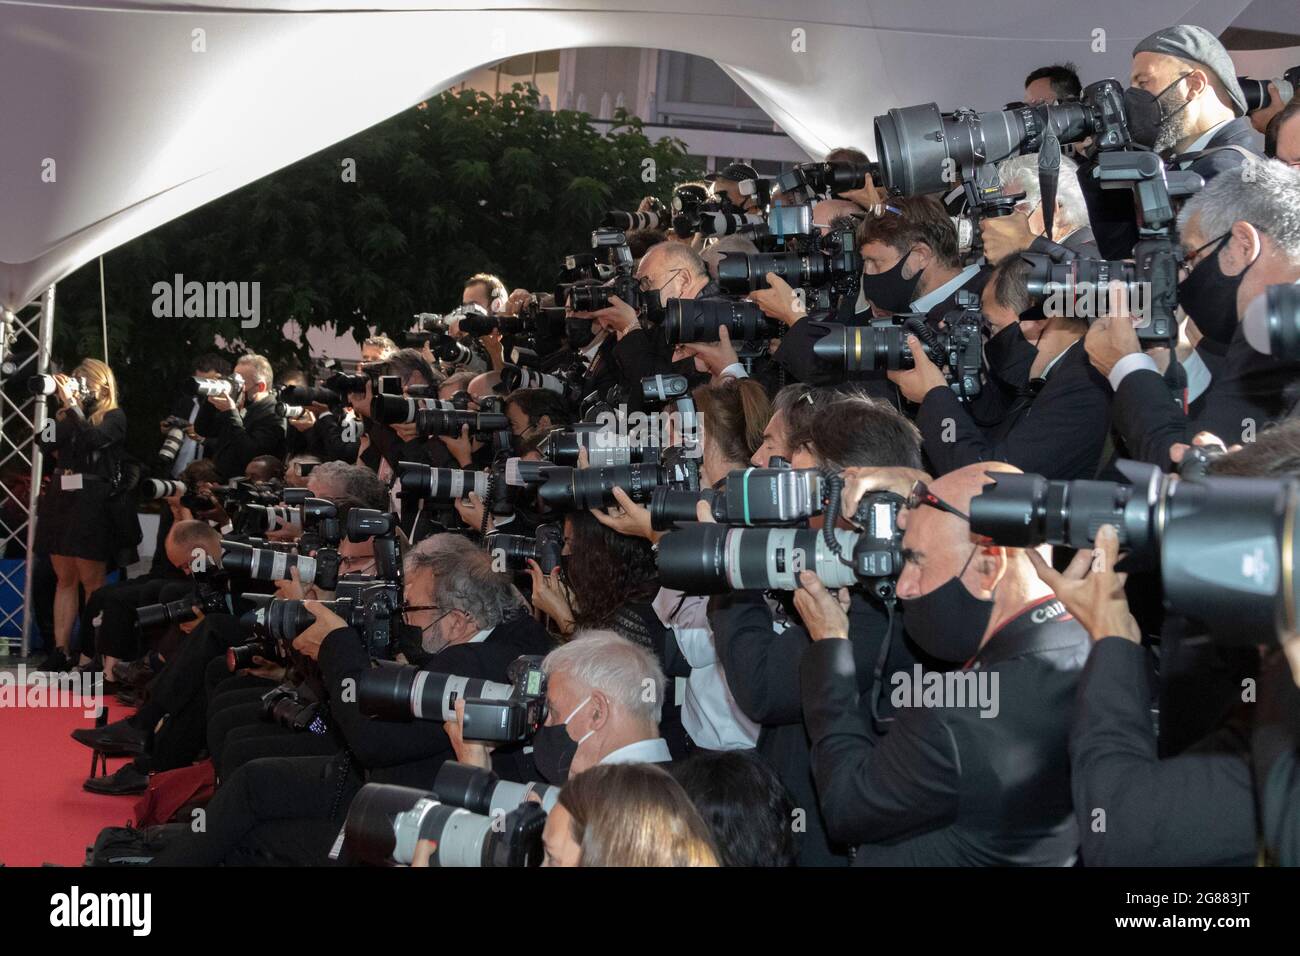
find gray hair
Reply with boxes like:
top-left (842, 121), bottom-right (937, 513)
top-left (404, 534), bottom-right (524, 630)
top-left (543, 630), bottom-right (665, 726)
top-left (701, 235), bottom-right (760, 280)
top-left (1177, 158), bottom-right (1300, 265)
top-left (643, 241), bottom-right (709, 280)
top-left (235, 353), bottom-right (274, 389)
top-left (997, 153), bottom-right (1088, 235)
top-left (308, 461), bottom-right (389, 510)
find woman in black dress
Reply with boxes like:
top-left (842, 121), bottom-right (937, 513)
top-left (35, 358), bottom-right (127, 672)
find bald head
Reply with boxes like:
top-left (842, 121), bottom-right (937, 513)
top-left (897, 462), bottom-right (1053, 647)
top-left (165, 519), bottom-right (222, 574)
top-left (637, 242), bottom-right (711, 302)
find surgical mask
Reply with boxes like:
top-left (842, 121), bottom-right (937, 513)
top-left (532, 695), bottom-right (594, 784)
top-left (898, 547), bottom-right (994, 664)
top-left (1178, 232), bottom-right (1259, 346)
top-left (1120, 86), bottom-right (1165, 150)
top-left (858, 246), bottom-right (922, 314)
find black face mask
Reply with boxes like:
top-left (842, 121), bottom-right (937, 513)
top-left (1120, 86), bottom-right (1164, 150)
top-left (531, 696), bottom-right (593, 784)
top-left (859, 246), bottom-right (921, 314)
top-left (1178, 233), bottom-right (1257, 346)
top-left (899, 551), bottom-right (994, 664)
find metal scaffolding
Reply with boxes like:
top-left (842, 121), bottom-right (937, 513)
top-left (0, 287), bottom-right (55, 656)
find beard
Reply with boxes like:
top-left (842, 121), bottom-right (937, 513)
top-left (1153, 89), bottom-right (1196, 154)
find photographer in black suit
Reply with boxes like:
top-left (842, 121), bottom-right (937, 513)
top-left (195, 352), bottom-right (287, 481)
top-left (1086, 159), bottom-right (1300, 473)
top-left (1084, 25), bottom-right (1263, 259)
top-left (150, 534), bottom-right (552, 865)
top-left (905, 256), bottom-right (1112, 480)
top-left (799, 462), bottom-right (1090, 865)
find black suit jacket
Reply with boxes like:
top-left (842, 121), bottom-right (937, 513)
top-left (709, 588), bottom-right (919, 866)
top-left (317, 613), bottom-right (554, 789)
top-left (1113, 325), bottom-right (1300, 471)
top-left (917, 337), bottom-right (1112, 479)
top-left (802, 599), bottom-right (1089, 865)
top-left (1070, 636), bottom-right (1257, 866)
top-left (198, 397), bottom-right (287, 481)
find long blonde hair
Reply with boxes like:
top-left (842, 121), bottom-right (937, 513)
top-left (73, 358), bottom-right (119, 426)
top-left (558, 763), bottom-right (719, 867)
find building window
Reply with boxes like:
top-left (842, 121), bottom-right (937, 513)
top-left (655, 51), bottom-right (771, 129)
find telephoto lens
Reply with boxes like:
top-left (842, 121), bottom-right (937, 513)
top-left (1242, 283), bottom-right (1300, 359)
top-left (664, 298), bottom-right (773, 345)
top-left (396, 461), bottom-right (488, 502)
top-left (413, 409), bottom-right (510, 439)
top-left (157, 420), bottom-right (187, 464)
top-left (603, 208), bottom-right (667, 232)
top-left (194, 377), bottom-right (238, 399)
top-left (499, 364), bottom-right (565, 395)
top-left (342, 783), bottom-right (547, 867)
top-left (355, 663), bottom-right (516, 724)
top-left (221, 545), bottom-right (323, 587)
top-left (536, 463), bottom-right (667, 510)
top-left (370, 393), bottom-right (456, 424)
top-left (486, 523), bottom-right (564, 574)
top-left (279, 384), bottom-right (339, 406)
top-left (137, 597), bottom-right (199, 629)
top-left (657, 523), bottom-right (863, 593)
top-left (243, 503), bottom-right (303, 534)
top-left (433, 761), bottom-right (560, 815)
top-left (142, 479), bottom-right (187, 500)
top-left (715, 250), bottom-right (843, 294)
top-left (539, 425), bottom-right (661, 469)
top-left (812, 321), bottom-right (915, 372)
top-left (650, 488), bottom-right (718, 531)
top-left (28, 374), bottom-right (63, 396)
top-left (567, 279), bottom-right (640, 313)
top-left (968, 468), bottom-right (1163, 559)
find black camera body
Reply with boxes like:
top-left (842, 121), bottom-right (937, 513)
top-left (137, 576), bottom-right (230, 630)
top-left (487, 523), bottom-right (564, 574)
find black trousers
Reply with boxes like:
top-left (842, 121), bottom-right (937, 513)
top-left (149, 755), bottom-right (361, 866)
top-left (83, 575), bottom-right (171, 661)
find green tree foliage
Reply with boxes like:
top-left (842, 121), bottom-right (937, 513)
top-left (50, 84), bottom-right (698, 460)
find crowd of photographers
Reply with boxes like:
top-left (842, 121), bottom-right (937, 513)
top-left (26, 22), bottom-right (1300, 866)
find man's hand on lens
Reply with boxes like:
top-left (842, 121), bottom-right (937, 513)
top-left (439, 424), bottom-right (474, 467)
top-left (592, 295), bottom-right (639, 340)
top-left (504, 288), bottom-right (532, 316)
top-left (454, 491), bottom-right (492, 532)
top-left (1084, 312), bottom-right (1141, 378)
top-left (207, 393), bottom-right (235, 413)
top-left (527, 558), bottom-right (575, 635)
top-left (289, 409), bottom-right (316, 432)
top-left (178, 606), bottom-right (204, 636)
top-left (391, 421), bottom-right (420, 444)
top-left (592, 486), bottom-right (659, 543)
top-left (887, 334), bottom-right (949, 403)
top-left (747, 273), bottom-right (806, 328)
top-left (979, 210), bottom-right (1036, 264)
top-left (276, 566), bottom-right (307, 601)
top-left (1025, 524), bottom-right (1141, 643)
top-left (676, 324), bottom-right (740, 378)
top-left (837, 466), bottom-right (931, 521)
top-left (291, 599), bottom-right (347, 660)
top-left (444, 698), bottom-right (495, 770)
top-left (793, 571), bottom-right (851, 641)
top-left (837, 177), bottom-right (883, 213)
top-left (481, 330), bottom-right (505, 368)
top-left (1169, 431), bottom-right (1237, 465)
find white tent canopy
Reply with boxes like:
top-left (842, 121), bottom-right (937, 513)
top-left (0, 0), bottom-right (1278, 311)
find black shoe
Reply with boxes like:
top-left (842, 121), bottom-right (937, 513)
top-left (71, 719), bottom-right (147, 755)
top-left (35, 649), bottom-right (71, 673)
top-left (84, 763), bottom-right (148, 795)
top-left (113, 659), bottom-right (154, 688)
top-left (72, 657), bottom-right (101, 676)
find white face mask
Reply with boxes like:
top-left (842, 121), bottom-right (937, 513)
top-left (565, 695), bottom-right (596, 749)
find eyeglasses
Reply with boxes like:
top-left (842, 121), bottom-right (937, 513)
top-left (1178, 231), bottom-right (1229, 280)
top-left (637, 268), bottom-right (684, 295)
top-left (906, 479), bottom-right (970, 523)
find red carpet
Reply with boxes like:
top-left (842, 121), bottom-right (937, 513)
top-left (0, 703), bottom-right (139, 867)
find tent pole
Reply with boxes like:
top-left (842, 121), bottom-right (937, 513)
top-left (99, 256), bottom-right (108, 363)
top-left (21, 285), bottom-right (55, 658)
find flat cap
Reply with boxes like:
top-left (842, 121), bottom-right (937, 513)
top-left (1133, 24), bottom-right (1247, 117)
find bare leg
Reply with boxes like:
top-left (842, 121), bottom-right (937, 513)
top-left (75, 558), bottom-right (109, 666)
top-left (50, 554), bottom-right (80, 655)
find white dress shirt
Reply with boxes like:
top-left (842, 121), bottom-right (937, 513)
top-left (600, 737), bottom-right (673, 765)
top-left (653, 587), bottom-right (760, 751)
